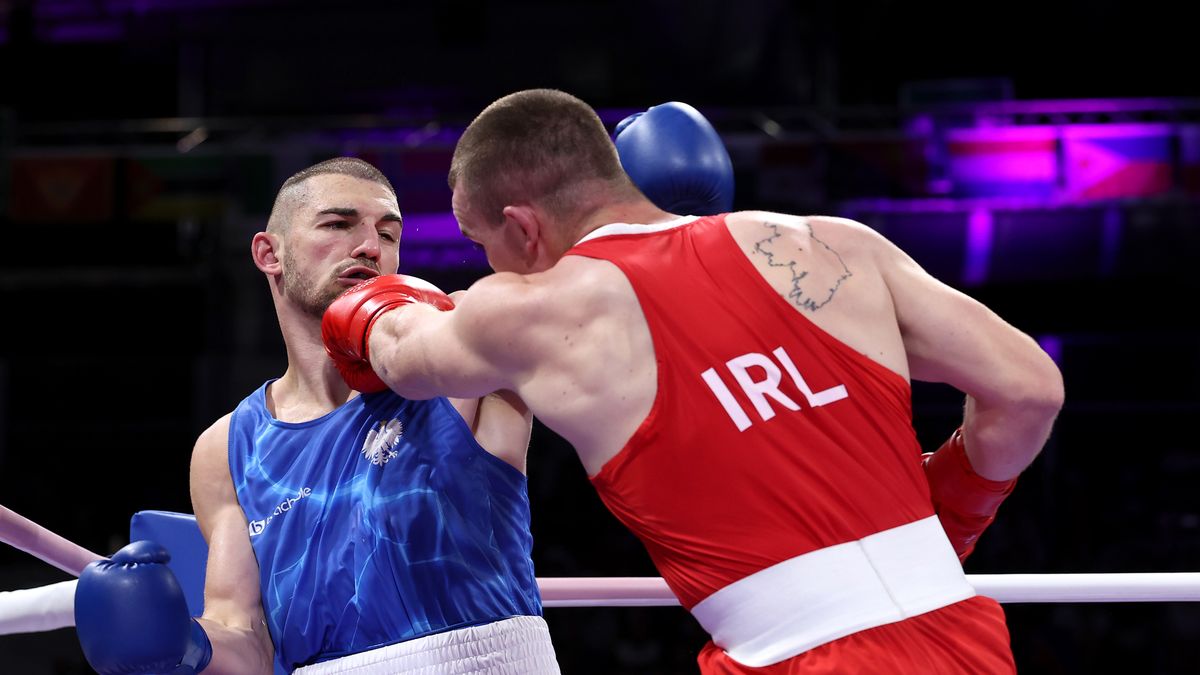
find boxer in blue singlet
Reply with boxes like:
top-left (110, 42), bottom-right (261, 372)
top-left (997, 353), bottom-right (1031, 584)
top-left (74, 158), bottom-right (560, 674)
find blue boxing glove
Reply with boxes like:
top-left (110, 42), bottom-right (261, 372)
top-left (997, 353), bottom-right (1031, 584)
top-left (76, 540), bottom-right (213, 675)
top-left (614, 102), bottom-right (735, 216)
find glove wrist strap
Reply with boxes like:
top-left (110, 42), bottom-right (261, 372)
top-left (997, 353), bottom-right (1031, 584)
top-left (178, 619), bottom-right (213, 674)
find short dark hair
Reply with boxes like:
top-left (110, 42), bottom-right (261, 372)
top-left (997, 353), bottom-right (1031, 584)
top-left (268, 157), bottom-right (396, 233)
top-left (449, 89), bottom-right (628, 223)
top-left (280, 156), bottom-right (396, 197)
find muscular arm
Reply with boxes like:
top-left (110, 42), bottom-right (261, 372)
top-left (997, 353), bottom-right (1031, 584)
top-left (879, 238), bottom-right (1065, 480)
top-left (447, 390), bottom-right (533, 473)
top-left (189, 415), bottom-right (275, 675)
top-left (367, 273), bottom-right (540, 401)
top-left (474, 390), bottom-right (534, 472)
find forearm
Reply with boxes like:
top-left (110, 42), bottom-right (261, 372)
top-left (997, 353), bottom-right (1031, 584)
top-left (197, 616), bottom-right (274, 675)
top-left (944, 329), bottom-right (1064, 480)
top-left (368, 300), bottom-right (509, 400)
top-left (922, 352), bottom-right (1061, 561)
top-left (961, 384), bottom-right (1062, 481)
top-left (894, 258), bottom-right (1064, 479)
top-left (368, 305), bottom-right (453, 399)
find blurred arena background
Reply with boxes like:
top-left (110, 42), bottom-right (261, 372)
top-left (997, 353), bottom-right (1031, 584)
top-left (1, 0), bottom-right (1198, 672)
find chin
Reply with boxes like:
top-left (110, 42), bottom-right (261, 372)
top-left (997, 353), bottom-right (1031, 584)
top-left (320, 287), bottom-right (345, 308)
top-left (297, 286), bottom-right (343, 317)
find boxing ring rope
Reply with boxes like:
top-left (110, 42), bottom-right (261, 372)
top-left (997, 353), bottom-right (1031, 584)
top-left (0, 504), bottom-right (103, 576)
top-left (3, 502), bottom-right (1200, 636)
top-left (0, 581), bottom-right (78, 634)
top-left (537, 574), bottom-right (1200, 606)
top-left (0, 504), bottom-right (105, 634)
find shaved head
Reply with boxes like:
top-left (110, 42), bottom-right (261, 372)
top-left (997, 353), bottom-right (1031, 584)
top-left (449, 88), bottom-right (636, 226)
top-left (268, 157), bottom-right (396, 234)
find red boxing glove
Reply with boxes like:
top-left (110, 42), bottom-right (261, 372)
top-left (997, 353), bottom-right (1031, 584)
top-left (321, 274), bottom-right (455, 393)
top-left (922, 427), bottom-right (1017, 562)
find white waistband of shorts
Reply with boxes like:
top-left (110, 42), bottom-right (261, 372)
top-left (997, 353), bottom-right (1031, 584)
top-left (691, 515), bottom-right (976, 667)
top-left (294, 615), bottom-right (560, 675)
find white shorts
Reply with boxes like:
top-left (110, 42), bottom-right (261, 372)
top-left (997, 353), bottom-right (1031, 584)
top-left (293, 615), bottom-right (560, 675)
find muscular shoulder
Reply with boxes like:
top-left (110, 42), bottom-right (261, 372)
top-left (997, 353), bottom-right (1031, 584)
top-left (728, 211), bottom-right (885, 253)
top-left (457, 271), bottom-right (539, 315)
top-left (191, 413), bottom-right (235, 514)
top-left (457, 264), bottom-right (612, 342)
top-left (453, 272), bottom-right (548, 344)
top-left (547, 254), bottom-right (635, 308)
top-left (193, 414), bottom-right (231, 463)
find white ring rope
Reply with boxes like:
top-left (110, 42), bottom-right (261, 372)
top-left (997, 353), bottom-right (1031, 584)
top-left (3, 505), bottom-right (1199, 636)
top-left (0, 580), bottom-right (77, 634)
top-left (537, 574), bottom-right (1200, 607)
top-left (3, 573), bottom-right (1199, 635)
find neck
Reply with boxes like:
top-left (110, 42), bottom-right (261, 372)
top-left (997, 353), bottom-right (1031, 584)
top-left (272, 304), bottom-right (356, 413)
top-left (569, 196), bottom-right (676, 248)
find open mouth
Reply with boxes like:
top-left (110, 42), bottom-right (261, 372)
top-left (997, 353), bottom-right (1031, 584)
top-left (338, 266), bottom-right (380, 283)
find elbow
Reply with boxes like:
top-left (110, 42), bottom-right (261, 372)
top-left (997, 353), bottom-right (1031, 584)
top-left (1042, 365), bottom-right (1066, 413)
top-left (1015, 352), bottom-right (1065, 419)
top-left (373, 351), bottom-right (441, 401)
top-left (373, 361), bottom-right (419, 399)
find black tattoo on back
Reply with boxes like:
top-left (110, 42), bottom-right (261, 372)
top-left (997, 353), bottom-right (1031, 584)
top-left (752, 220), bottom-right (852, 312)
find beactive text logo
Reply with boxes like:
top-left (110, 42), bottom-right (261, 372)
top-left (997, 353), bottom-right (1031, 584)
top-left (247, 486), bottom-right (312, 537)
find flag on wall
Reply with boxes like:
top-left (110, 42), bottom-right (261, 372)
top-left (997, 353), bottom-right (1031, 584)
top-left (10, 155), bottom-right (115, 222)
top-left (1062, 124), bottom-right (1173, 200)
top-left (125, 154), bottom-right (274, 221)
top-left (945, 126), bottom-right (1059, 199)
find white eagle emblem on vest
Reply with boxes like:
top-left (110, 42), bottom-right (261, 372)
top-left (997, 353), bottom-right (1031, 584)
top-left (362, 418), bottom-right (403, 466)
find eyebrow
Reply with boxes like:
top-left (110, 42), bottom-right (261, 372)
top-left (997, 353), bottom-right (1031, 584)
top-left (317, 207), bottom-right (403, 225)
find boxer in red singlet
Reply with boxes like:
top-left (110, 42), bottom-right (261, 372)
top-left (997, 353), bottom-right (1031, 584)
top-left (322, 89), bottom-right (1065, 673)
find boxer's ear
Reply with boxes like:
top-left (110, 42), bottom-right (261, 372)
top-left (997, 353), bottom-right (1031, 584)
top-left (252, 232), bottom-right (282, 276)
top-left (501, 205), bottom-right (543, 267)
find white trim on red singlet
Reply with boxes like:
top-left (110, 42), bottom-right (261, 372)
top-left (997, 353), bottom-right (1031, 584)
top-left (575, 216), bottom-right (701, 245)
